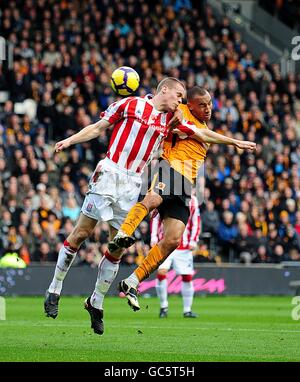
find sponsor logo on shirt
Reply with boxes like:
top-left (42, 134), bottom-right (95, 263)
top-left (156, 182), bottom-right (166, 191)
top-left (86, 203), bottom-right (93, 212)
top-left (128, 113), bottom-right (168, 135)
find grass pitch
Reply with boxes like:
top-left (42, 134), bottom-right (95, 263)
top-left (0, 295), bottom-right (300, 362)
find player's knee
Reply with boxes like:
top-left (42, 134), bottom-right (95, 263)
top-left (163, 236), bottom-right (181, 253)
top-left (182, 274), bottom-right (193, 282)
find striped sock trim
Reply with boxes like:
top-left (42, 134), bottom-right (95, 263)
top-left (63, 240), bottom-right (78, 253)
top-left (104, 251), bottom-right (121, 264)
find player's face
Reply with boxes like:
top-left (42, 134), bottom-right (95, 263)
top-left (188, 93), bottom-right (212, 122)
top-left (164, 84), bottom-right (186, 112)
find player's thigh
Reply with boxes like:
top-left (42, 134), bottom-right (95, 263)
top-left (109, 194), bottom-right (140, 231)
top-left (163, 216), bottom-right (186, 244)
top-left (172, 249), bottom-right (193, 275)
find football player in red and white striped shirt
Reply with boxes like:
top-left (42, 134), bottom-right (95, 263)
top-left (151, 194), bottom-right (201, 318)
top-left (44, 77), bottom-right (186, 335)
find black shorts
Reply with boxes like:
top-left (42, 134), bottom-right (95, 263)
top-left (147, 158), bottom-right (192, 225)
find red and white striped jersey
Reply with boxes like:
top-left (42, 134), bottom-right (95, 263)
top-left (100, 95), bottom-right (174, 174)
top-left (150, 195), bottom-right (201, 250)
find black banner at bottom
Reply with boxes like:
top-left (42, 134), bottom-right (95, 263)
top-left (1, 362), bottom-right (300, 377)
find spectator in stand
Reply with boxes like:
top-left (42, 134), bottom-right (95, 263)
top-left (235, 224), bottom-right (257, 264)
top-left (282, 225), bottom-right (300, 258)
top-left (294, 211), bottom-right (300, 236)
top-left (77, 245), bottom-right (101, 268)
top-left (252, 245), bottom-right (270, 264)
top-left (201, 200), bottom-right (220, 235)
top-left (217, 211), bottom-right (238, 261)
top-left (33, 242), bottom-right (57, 263)
top-left (62, 195), bottom-right (81, 223)
top-left (267, 224), bottom-right (281, 257)
top-left (271, 244), bottom-right (289, 264)
top-left (278, 210), bottom-right (290, 238)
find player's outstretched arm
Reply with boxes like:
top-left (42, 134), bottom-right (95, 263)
top-left (193, 129), bottom-right (256, 151)
top-left (173, 124), bottom-right (256, 151)
top-left (54, 119), bottom-right (112, 152)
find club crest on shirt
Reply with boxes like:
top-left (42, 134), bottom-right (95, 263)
top-left (86, 203), bottom-right (93, 212)
top-left (156, 182), bottom-right (166, 191)
top-left (160, 114), bottom-right (167, 125)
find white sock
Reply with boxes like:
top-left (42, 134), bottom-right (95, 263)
top-left (91, 256), bottom-right (119, 309)
top-left (155, 278), bottom-right (168, 309)
top-left (48, 242), bottom-right (77, 294)
top-left (182, 281), bottom-right (194, 313)
top-left (125, 272), bottom-right (139, 289)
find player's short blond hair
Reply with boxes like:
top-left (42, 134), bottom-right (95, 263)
top-left (156, 77), bottom-right (186, 93)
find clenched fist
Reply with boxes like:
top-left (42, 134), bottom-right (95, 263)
top-left (54, 138), bottom-right (72, 152)
top-left (235, 140), bottom-right (256, 151)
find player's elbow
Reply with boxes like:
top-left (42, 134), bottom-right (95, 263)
top-left (95, 119), bottom-right (110, 135)
top-left (94, 121), bottom-right (103, 136)
top-left (197, 130), bottom-right (209, 143)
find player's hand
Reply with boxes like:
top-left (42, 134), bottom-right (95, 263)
top-left (235, 140), bottom-right (256, 151)
top-left (170, 128), bottom-right (188, 139)
top-left (189, 241), bottom-right (197, 251)
top-left (168, 108), bottom-right (183, 128)
top-left (54, 138), bottom-right (72, 152)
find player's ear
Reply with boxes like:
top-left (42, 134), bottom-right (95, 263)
top-left (162, 85), bottom-right (168, 94)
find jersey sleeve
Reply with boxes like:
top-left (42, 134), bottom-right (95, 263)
top-left (174, 119), bottom-right (197, 138)
top-left (100, 97), bottom-right (132, 125)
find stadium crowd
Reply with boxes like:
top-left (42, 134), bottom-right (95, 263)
top-left (0, 0), bottom-right (300, 266)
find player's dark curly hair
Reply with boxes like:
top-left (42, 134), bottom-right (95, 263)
top-left (187, 86), bottom-right (209, 100)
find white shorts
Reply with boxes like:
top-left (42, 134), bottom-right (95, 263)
top-left (81, 157), bottom-right (142, 229)
top-left (158, 249), bottom-right (194, 275)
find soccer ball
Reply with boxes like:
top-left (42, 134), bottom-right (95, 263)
top-left (111, 66), bottom-right (140, 96)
